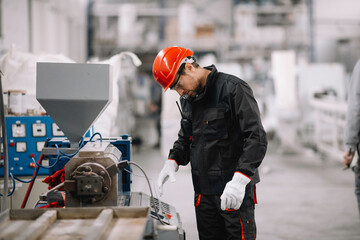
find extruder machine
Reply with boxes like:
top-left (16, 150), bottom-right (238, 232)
top-left (0, 63), bottom-right (185, 240)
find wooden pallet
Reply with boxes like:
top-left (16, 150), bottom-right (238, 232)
top-left (0, 207), bottom-right (150, 240)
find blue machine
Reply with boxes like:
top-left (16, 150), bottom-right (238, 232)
top-left (0, 115), bottom-right (132, 193)
top-left (47, 135), bottom-right (132, 194)
top-left (1, 115), bottom-right (65, 177)
top-left (0, 115), bottom-right (92, 177)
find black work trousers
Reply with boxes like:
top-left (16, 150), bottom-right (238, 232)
top-left (354, 161), bottom-right (360, 217)
top-left (194, 185), bottom-right (256, 240)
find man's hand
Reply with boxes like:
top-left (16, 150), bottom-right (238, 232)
top-left (343, 149), bottom-right (355, 168)
top-left (157, 160), bottom-right (179, 196)
top-left (220, 172), bottom-right (251, 211)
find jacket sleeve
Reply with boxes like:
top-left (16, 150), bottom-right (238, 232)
top-left (232, 81), bottom-right (267, 177)
top-left (168, 99), bottom-right (192, 166)
top-left (168, 129), bottom-right (191, 166)
top-left (345, 60), bottom-right (360, 150)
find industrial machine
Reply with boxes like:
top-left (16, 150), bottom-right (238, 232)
top-left (0, 115), bottom-right (93, 177)
top-left (0, 62), bottom-right (185, 239)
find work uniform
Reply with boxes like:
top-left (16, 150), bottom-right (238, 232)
top-left (344, 59), bottom-right (360, 217)
top-left (168, 65), bottom-right (267, 240)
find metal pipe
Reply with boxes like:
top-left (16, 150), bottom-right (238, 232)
top-left (158, 0), bottom-right (166, 44)
top-left (28, 0), bottom-right (32, 52)
top-left (0, 70), bottom-right (9, 212)
top-left (307, 0), bottom-right (315, 62)
top-left (21, 138), bottom-right (50, 208)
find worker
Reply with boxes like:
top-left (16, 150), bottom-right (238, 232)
top-left (153, 46), bottom-right (267, 240)
top-left (343, 59), bottom-right (360, 217)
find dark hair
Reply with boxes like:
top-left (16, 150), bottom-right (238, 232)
top-left (192, 62), bottom-right (200, 68)
top-left (169, 56), bottom-right (199, 89)
top-left (186, 56), bottom-right (200, 68)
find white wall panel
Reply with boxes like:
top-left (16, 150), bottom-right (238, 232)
top-left (31, 0), bottom-right (87, 62)
top-left (2, 0), bottom-right (30, 51)
top-left (314, 0), bottom-right (360, 63)
top-left (315, 0), bottom-right (360, 20)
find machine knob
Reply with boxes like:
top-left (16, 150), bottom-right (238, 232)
top-left (121, 134), bottom-right (129, 139)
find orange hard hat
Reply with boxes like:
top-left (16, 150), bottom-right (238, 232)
top-left (152, 46), bottom-right (193, 91)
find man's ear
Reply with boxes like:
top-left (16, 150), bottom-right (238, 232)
top-left (184, 62), bottom-right (193, 73)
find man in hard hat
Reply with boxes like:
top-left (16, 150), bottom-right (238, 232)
top-left (153, 46), bottom-right (267, 240)
top-left (343, 59), bottom-right (360, 218)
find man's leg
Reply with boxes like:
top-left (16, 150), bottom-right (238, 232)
top-left (354, 161), bottom-right (360, 217)
top-left (215, 183), bottom-right (256, 240)
top-left (194, 194), bottom-right (226, 240)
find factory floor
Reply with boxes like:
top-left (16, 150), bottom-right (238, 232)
top-left (131, 140), bottom-right (360, 240)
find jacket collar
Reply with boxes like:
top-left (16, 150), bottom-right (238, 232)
top-left (194, 65), bottom-right (217, 101)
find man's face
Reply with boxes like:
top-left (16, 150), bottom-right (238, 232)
top-left (171, 64), bottom-right (202, 97)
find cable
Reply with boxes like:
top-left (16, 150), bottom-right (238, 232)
top-left (13, 158), bottom-right (39, 183)
top-left (123, 168), bottom-right (161, 203)
top-left (129, 162), bottom-right (166, 225)
top-left (89, 132), bottom-right (102, 142)
top-left (123, 168), bottom-right (163, 217)
top-left (124, 168), bottom-right (153, 180)
top-left (1, 132), bottom-right (103, 202)
top-left (124, 168), bottom-right (162, 205)
top-left (10, 154), bottom-right (66, 185)
top-left (3, 132), bottom-right (100, 200)
top-left (13, 141), bottom-right (75, 183)
top-left (57, 137), bottom-right (84, 157)
top-left (35, 136), bottom-right (85, 169)
top-left (0, 173), bottom-right (15, 197)
top-left (35, 155), bottom-right (70, 169)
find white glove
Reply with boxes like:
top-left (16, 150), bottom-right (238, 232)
top-left (157, 160), bottom-right (179, 196)
top-left (220, 172), bottom-right (251, 211)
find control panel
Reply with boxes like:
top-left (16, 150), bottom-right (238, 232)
top-left (127, 191), bottom-right (185, 239)
top-left (0, 116), bottom-right (66, 177)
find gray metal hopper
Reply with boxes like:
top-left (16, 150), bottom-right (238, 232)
top-left (36, 62), bottom-right (111, 144)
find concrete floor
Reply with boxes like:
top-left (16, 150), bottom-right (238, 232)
top-left (131, 142), bottom-right (360, 240)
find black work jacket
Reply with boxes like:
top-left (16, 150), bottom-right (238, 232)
top-left (168, 65), bottom-right (267, 195)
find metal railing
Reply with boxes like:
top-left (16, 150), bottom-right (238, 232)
top-left (309, 98), bottom-right (347, 161)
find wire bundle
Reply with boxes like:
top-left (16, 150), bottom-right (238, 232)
top-left (1, 132), bottom-right (102, 198)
